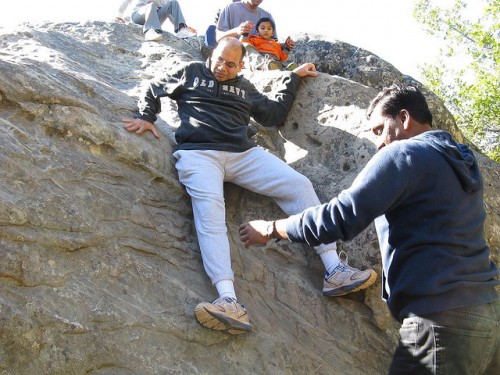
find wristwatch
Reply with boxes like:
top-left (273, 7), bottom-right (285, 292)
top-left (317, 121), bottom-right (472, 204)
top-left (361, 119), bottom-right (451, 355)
top-left (265, 221), bottom-right (280, 240)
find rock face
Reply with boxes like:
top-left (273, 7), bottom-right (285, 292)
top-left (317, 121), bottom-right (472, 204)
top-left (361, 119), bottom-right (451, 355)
top-left (0, 22), bottom-right (498, 375)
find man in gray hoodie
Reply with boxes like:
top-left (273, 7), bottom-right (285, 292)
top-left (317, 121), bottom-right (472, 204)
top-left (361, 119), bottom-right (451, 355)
top-left (124, 37), bottom-right (376, 335)
top-left (240, 84), bottom-right (499, 373)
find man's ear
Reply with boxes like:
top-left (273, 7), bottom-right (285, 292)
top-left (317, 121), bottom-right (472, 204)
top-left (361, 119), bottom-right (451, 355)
top-left (400, 109), bottom-right (411, 130)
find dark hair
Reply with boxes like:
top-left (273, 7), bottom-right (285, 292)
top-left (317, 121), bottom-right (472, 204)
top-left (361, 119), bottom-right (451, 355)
top-left (256, 17), bottom-right (275, 32)
top-left (367, 83), bottom-right (433, 126)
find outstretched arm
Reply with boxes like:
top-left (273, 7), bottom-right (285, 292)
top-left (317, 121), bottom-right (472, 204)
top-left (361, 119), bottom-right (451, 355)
top-left (240, 145), bottom-right (413, 249)
top-left (239, 219), bottom-right (289, 249)
top-left (216, 21), bottom-right (254, 42)
top-left (248, 62), bottom-right (318, 127)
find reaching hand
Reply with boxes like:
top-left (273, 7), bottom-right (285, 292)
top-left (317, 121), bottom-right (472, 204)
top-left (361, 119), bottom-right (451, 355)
top-left (284, 36), bottom-right (295, 50)
top-left (239, 21), bottom-right (254, 36)
top-left (239, 220), bottom-right (271, 249)
top-left (122, 118), bottom-right (160, 139)
top-left (292, 63), bottom-right (319, 78)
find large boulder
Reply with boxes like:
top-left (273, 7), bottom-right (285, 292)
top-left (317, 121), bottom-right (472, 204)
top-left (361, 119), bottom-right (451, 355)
top-left (0, 21), bottom-right (498, 375)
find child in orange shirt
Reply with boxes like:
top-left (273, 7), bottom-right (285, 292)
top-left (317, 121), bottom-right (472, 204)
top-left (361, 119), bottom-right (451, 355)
top-left (241, 17), bottom-right (297, 71)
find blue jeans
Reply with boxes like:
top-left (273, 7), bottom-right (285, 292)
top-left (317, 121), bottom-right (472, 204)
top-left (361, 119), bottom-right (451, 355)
top-left (389, 299), bottom-right (500, 374)
top-left (131, 0), bottom-right (186, 33)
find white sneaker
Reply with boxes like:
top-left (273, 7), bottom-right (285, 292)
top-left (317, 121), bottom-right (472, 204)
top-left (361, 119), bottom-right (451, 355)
top-left (176, 27), bottom-right (197, 39)
top-left (144, 29), bottom-right (163, 42)
top-left (323, 251), bottom-right (377, 296)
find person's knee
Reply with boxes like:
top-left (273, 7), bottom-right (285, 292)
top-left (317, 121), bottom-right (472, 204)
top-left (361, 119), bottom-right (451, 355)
top-left (144, 2), bottom-right (157, 11)
top-left (192, 196), bottom-right (225, 224)
top-left (167, 0), bottom-right (179, 9)
top-left (294, 173), bottom-right (314, 191)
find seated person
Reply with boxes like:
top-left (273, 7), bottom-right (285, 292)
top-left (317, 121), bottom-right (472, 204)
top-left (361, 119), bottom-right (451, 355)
top-left (205, 1), bottom-right (241, 49)
top-left (241, 17), bottom-right (296, 71)
top-left (216, 0), bottom-right (276, 42)
top-left (116, 0), bottom-right (196, 42)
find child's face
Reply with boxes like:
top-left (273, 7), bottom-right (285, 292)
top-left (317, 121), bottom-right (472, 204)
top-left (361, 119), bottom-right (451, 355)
top-left (257, 22), bottom-right (274, 40)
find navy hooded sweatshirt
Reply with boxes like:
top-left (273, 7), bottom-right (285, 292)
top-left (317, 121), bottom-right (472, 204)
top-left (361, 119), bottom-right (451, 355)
top-left (285, 130), bottom-right (499, 322)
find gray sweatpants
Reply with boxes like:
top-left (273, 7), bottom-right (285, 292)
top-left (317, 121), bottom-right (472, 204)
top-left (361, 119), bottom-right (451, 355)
top-left (131, 0), bottom-right (186, 32)
top-left (173, 147), bottom-right (337, 285)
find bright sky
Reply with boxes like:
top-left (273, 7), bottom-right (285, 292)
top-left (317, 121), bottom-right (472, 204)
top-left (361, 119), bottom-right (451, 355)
top-left (0, 0), bottom-right (446, 81)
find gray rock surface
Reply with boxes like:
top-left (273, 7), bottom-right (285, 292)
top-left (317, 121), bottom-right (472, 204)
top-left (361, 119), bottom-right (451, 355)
top-left (0, 21), bottom-right (498, 375)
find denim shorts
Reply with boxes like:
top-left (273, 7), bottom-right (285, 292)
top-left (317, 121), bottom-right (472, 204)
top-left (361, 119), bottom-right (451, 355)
top-left (389, 299), bottom-right (500, 375)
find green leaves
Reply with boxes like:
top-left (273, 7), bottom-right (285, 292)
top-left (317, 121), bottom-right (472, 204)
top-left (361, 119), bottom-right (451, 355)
top-left (414, 0), bottom-right (499, 161)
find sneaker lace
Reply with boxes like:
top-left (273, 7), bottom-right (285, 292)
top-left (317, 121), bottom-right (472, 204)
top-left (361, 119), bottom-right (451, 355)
top-left (213, 297), bottom-right (246, 310)
top-left (337, 250), bottom-right (357, 272)
top-left (260, 54), bottom-right (273, 71)
top-left (213, 296), bottom-right (240, 305)
top-left (339, 250), bottom-right (350, 265)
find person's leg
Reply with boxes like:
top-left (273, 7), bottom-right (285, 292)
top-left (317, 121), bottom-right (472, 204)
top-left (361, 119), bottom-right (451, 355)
top-left (485, 298), bottom-right (500, 374)
top-left (225, 148), bottom-right (336, 249)
top-left (174, 149), bottom-right (252, 334)
top-left (131, 2), bottom-right (162, 33)
top-left (242, 43), bottom-right (265, 71)
top-left (226, 147), bottom-right (376, 296)
top-left (226, 147), bottom-right (343, 270)
top-left (173, 150), bottom-right (233, 287)
top-left (156, 0), bottom-right (187, 31)
top-left (389, 300), bottom-right (500, 375)
top-left (204, 24), bottom-right (217, 48)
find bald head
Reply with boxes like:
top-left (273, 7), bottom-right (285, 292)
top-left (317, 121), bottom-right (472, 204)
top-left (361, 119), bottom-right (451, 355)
top-left (210, 37), bottom-right (245, 81)
top-left (215, 37), bottom-right (246, 61)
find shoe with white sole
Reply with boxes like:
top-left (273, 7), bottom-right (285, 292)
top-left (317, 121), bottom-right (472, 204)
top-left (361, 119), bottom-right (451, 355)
top-left (194, 297), bottom-right (251, 334)
top-left (176, 27), bottom-right (197, 39)
top-left (323, 251), bottom-right (377, 296)
top-left (144, 29), bottom-right (163, 42)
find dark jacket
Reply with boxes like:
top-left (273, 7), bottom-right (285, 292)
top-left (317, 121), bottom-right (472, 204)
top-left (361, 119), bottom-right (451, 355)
top-left (285, 130), bottom-right (499, 322)
top-left (137, 59), bottom-right (301, 152)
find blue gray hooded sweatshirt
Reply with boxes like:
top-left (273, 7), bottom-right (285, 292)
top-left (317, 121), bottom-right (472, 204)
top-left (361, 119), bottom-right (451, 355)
top-left (285, 130), bottom-right (499, 322)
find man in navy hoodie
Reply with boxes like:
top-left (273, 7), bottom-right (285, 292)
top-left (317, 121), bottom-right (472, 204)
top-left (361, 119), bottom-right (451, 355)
top-left (240, 84), bottom-right (499, 373)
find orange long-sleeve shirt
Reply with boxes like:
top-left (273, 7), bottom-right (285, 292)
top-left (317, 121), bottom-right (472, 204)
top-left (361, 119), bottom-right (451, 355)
top-left (246, 35), bottom-right (288, 62)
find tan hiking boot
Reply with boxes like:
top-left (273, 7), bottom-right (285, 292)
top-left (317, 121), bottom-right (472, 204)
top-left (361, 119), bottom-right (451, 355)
top-left (267, 60), bottom-right (283, 70)
top-left (194, 297), bottom-right (252, 335)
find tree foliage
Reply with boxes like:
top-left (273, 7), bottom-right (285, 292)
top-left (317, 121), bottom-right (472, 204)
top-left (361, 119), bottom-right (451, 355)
top-left (414, 0), bottom-right (499, 161)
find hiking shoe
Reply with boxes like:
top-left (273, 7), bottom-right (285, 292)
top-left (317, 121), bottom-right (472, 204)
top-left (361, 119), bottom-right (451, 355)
top-left (144, 29), bottom-right (163, 42)
top-left (267, 60), bottom-right (283, 70)
top-left (194, 297), bottom-right (252, 335)
top-left (176, 27), bottom-right (197, 39)
top-left (243, 43), bottom-right (265, 71)
top-left (323, 251), bottom-right (377, 296)
top-left (285, 62), bottom-right (298, 71)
